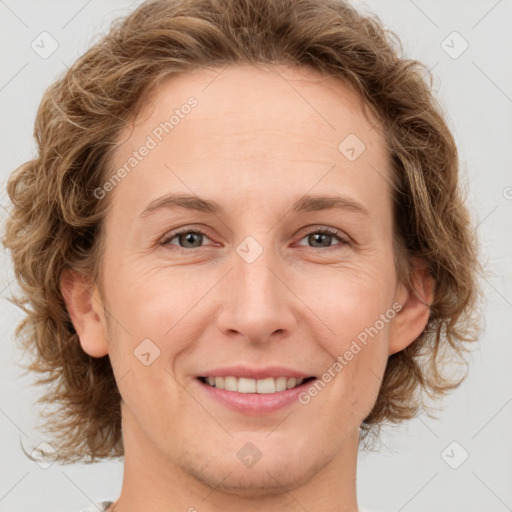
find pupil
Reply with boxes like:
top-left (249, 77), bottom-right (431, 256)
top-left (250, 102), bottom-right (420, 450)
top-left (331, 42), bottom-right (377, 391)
top-left (181, 232), bottom-right (201, 248)
top-left (311, 233), bottom-right (330, 247)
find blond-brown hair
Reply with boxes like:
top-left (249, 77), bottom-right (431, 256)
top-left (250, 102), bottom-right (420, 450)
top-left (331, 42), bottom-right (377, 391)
top-left (3, 0), bottom-right (482, 463)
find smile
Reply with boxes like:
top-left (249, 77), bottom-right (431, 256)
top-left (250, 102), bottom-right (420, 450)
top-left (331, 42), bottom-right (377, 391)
top-left (198, 375), bottom-right (315, 394)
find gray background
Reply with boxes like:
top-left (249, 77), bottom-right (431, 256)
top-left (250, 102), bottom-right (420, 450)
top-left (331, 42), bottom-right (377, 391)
top-left (1, 1), bottom-right (511, 511)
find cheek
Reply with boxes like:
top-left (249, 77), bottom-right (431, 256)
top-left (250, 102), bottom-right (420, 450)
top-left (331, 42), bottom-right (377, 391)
top-left (100, 261), bottom-right (212, 398)
top-left (293, 256), bottom-right (396, 345)
top-left (290, 253), bottom-right (395, 408)
top-left (102, 266), bottom-right (189, 418)
top-left (101, 256), bottom-right (201, 337)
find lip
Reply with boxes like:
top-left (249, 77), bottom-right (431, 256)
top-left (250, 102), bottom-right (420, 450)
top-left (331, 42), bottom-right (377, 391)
top-left (197, 365), bottom-right (312, 380)
top-left (194, 366), bottom-right (317, 416)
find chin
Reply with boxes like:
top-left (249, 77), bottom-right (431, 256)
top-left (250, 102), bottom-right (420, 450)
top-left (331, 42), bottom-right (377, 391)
top-left (179, 448), bottom-right (330, 497)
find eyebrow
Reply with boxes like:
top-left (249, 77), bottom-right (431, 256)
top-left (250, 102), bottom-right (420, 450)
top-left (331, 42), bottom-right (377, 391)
top-left (139, 192), bottom-right (369, 217)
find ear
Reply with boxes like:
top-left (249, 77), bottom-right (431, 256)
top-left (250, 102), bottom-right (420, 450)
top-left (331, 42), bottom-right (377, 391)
top-left (60, 268), bottom-right (109, 358)
top-left (388, 258), bottom-right (434, 355)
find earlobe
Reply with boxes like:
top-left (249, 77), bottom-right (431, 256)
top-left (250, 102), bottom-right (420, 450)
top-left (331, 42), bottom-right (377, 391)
top-left (60, 268), bottom-right (109, 358)
top-left (389, 260), bottom-right (434, 355)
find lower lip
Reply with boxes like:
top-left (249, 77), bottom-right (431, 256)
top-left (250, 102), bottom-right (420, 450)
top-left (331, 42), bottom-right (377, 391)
top-left (196, 378), bottom-right (315, 415)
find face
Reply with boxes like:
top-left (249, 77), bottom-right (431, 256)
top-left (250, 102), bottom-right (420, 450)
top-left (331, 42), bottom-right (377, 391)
top-left (82, 64), bottom-right (415, 496)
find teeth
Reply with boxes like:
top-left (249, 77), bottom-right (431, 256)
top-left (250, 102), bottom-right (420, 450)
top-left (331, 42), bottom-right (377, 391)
top-left (238, 377), bottom-right (256, 393)
top-left (203, 375), bottom-right (308, 393)
top-left (287, 377), bottom-right (296, 389)
top-left (224, 376), bottom-right (237, 392)
top-left (256, 377), bottom-right (275, 394)
top-left (275, 377), bottom-right (287, 391)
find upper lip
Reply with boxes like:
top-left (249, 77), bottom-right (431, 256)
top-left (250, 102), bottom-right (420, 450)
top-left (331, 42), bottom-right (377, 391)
top-left (197, 365), bottom-right (314, 380)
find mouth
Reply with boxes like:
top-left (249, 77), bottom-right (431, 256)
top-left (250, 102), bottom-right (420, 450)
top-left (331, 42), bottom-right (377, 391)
top-left (197, 375), bottom-right (316, 394)
top-left (195, 369), bottom-right (318, 415)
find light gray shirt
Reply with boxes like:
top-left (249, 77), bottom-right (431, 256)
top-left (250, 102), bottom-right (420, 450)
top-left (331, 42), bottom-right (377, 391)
top-left (78, 501), bottom-right (113, 512)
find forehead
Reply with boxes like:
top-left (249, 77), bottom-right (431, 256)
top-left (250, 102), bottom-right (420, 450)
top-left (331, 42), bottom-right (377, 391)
top-left (106, 63), bottom-right (392, 222)
top-left (114, 63), bottom-right (387, 166)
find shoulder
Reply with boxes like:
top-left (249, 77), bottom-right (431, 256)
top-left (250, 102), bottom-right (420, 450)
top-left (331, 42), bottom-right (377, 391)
top-left (77, 501), bottom-right (114, 512)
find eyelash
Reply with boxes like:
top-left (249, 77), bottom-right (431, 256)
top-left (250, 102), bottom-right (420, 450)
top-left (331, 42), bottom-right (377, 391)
top-left (160, 226), bottom-right (350, 252)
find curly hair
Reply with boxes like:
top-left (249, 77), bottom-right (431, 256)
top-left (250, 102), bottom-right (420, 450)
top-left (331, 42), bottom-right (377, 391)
top-left (3, 0), bottom-right (482, 463)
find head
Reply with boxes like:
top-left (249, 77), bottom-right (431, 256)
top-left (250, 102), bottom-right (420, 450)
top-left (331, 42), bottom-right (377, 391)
top-left (4, 0), bottom-right (481, 493)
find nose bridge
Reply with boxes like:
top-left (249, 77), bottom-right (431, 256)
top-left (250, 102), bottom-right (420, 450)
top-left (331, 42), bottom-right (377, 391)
top-left (235, 238), bottom-right (277, 303)
top-left (215, 233), bottom-right (295, 343)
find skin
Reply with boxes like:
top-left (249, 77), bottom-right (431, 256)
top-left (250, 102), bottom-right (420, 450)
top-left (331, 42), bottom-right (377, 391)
top-left (61, 63), bottom-right (433, 512)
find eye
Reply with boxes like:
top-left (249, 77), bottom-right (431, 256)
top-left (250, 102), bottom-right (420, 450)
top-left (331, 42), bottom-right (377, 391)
top-left (161, 228), bottom-right (213, 249)
top-left (295, 227), bottom-right (350, 249)
top-left (160, 226), bottom-right (350, 251)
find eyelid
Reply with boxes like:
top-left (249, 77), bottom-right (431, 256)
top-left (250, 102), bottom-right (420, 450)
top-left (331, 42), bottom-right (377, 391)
top-left (159, 225), bottom-right (214, 246)
top-left (295, 225), bottom-right (351, 247)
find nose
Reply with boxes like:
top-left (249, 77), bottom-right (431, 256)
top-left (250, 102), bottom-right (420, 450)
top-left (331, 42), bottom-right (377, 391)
top-left (214, 238), bottom-right (298, 345)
